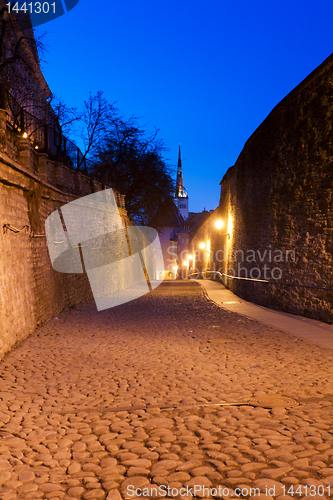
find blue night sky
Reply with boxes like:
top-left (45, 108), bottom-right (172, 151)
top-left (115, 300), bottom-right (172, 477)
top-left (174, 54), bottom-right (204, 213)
top-left (37, 0), bottom-right (333, 213)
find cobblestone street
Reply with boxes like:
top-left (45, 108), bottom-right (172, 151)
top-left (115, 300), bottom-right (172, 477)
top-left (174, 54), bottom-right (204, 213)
top-left (0, 280), bottom-right (333, 500)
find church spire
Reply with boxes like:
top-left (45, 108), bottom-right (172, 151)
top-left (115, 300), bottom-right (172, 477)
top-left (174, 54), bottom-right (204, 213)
top-left (174, 144), bottom-right (188, 220)
top-left (176, 144), bottom-right (184, 197)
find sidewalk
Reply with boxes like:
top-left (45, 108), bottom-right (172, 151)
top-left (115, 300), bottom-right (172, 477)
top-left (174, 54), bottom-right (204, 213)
top-left (196, 278), bottom-right (333, 349)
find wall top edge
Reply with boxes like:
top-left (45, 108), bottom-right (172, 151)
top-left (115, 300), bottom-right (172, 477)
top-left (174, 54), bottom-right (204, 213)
top-left (235, 52), bottom-right (333, 164)
top-left (0, 151), bottom-right (85, 198)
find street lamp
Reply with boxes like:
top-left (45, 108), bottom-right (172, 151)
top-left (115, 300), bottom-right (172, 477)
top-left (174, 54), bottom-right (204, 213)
top-left (199, 242), bottom-right (205, 249)
top-left (215, 220), bottom-right (223, 230)
top-left (215, 219), bottom-right (230, 239)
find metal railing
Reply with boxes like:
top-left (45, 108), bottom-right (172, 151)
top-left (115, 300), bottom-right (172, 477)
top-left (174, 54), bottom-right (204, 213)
top-left (3, 89), bottom-right (95, 173)
top-left (190, 270), bottom-right (333, 292)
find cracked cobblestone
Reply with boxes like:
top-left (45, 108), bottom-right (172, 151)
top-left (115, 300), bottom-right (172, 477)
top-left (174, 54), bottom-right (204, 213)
top-left (0, 281), bottom-right (333, 499)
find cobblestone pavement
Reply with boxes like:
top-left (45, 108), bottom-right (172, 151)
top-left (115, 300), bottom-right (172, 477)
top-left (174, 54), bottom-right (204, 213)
top-left (1, 280), bottom-right (333, 500)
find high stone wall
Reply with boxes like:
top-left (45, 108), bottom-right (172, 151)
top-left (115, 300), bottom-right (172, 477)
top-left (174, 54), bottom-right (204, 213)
top-left (191, 54), bottom-right (333, 324)
top-left (0, 110), bottom-right (130, 361)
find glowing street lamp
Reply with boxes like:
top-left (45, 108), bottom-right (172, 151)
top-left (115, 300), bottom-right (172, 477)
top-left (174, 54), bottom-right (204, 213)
top-left (199, 242), bottom-right (205, 249)
top-left (215, 219), bottom-right (230, 239)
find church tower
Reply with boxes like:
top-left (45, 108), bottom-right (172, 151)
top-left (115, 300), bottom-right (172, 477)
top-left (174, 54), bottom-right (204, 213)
top-left (174, 145), bottom-right (189, 220)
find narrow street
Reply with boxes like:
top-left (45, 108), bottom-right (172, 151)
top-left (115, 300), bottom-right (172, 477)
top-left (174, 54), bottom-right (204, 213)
top-left (0, 281), bottom-right (333, 500)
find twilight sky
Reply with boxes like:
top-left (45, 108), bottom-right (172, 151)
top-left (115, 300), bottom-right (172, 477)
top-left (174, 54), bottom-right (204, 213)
top-left (37, 0), bottom-right (333, 213)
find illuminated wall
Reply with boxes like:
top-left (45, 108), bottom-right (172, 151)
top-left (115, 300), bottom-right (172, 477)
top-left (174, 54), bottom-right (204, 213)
top-left (192, 54), bottom-right (333, 324)
top-left (0, 114), bottom-right (131, 361)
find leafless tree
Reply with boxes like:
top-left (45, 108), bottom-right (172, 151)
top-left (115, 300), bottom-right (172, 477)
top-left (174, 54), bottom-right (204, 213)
top-left (77, 90), bottom-right (119, 164)
top-left (86, 103), bottom-right (174, 223)
top-left (49, 94), bottom-right (81, 136)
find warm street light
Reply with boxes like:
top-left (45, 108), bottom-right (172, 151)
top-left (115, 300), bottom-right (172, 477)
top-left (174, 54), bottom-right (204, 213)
top-left (199, 242), bottom-right (205, 249)
top-left (187, 255), bottom-right (193, 260)
top-left (215, 219), bottom-right (230, 239)
top-left (172, 264), bottom-right (178, 278)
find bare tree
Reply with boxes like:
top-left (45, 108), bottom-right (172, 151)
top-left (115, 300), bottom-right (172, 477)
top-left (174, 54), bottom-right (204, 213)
top-left (91, 114), bottom-right (175, 224)
top-left (78, 90), bottom-right (119, 165)
top-left (72, 90), bottom-right (175, 221)
top-left (49, 94), bottom-right (81, 136)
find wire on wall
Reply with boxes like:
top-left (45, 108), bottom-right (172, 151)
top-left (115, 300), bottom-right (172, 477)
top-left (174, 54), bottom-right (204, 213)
top-left (3, 224), bottom-right (29, 234)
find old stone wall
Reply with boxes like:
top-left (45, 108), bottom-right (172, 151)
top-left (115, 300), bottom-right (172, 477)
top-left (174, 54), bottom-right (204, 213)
top-left (191, 54), bottom-right (333, 324)
top-left (0, 110), bottom-right (130, 361)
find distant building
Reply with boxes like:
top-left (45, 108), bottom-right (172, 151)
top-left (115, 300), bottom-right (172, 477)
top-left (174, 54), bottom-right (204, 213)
top-left (173, 145), bottom-right (188, 220)
top-left (149, 146), bottom-right (212, 278)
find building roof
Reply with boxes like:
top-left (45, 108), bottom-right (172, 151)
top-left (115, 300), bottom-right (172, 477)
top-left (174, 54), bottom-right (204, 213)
top-left (149, 196), bottom-right (185, 229)
top-left (188, 210), bottom-right (212, 242)
top-left (149, 199), bottom-right (213, 241)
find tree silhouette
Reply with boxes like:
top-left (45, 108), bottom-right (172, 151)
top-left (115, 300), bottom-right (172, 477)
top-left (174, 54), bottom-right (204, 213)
top-left (80, 93), bottom-right (175, 224)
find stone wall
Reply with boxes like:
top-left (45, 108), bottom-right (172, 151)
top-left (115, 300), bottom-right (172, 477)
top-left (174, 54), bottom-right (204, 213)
top-left (191, 54), bottom-right (333, 324)
top-left (0, 110), bottom-right (130, 361)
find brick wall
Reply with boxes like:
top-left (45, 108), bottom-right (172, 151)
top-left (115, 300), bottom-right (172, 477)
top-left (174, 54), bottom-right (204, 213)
top-left (0, 111), bottom-right (131, 361)
top-left (191, 54), bottom-right (333, 324)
